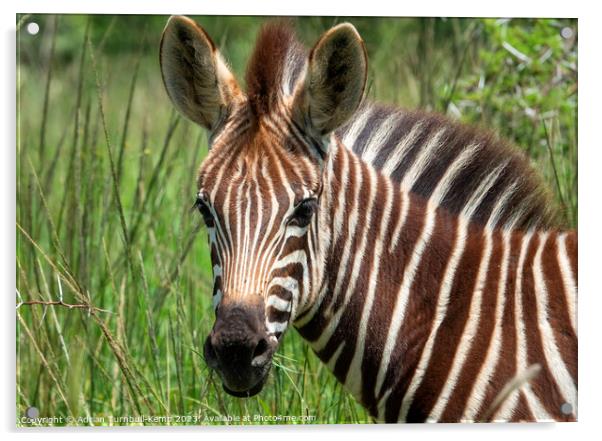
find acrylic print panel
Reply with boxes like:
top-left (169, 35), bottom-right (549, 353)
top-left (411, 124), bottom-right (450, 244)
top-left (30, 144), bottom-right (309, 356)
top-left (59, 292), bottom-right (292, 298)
top-left (16, 13), bottom-right (577, 426)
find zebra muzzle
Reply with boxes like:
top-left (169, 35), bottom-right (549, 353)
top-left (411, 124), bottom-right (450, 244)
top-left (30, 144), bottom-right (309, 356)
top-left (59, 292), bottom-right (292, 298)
top-left (203, 301), bottom-right (277, 397)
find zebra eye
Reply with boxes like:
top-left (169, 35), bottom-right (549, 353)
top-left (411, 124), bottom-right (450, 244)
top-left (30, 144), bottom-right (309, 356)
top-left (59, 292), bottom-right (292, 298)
top-left (194, 194), bottom-right (214, 227)
top-left (288, 198), bottom-right (317, 228)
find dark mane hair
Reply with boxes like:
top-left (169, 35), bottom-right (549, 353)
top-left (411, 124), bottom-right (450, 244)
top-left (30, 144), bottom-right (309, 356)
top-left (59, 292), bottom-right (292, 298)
top-left (338, 101), bottom-right (560, 229)
top-left (245, 20), bottom-right (307, 116)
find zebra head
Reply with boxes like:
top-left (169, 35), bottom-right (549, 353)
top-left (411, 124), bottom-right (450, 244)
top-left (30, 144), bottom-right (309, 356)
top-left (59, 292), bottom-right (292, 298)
top-left (160, 16), bottom-right (367, 397)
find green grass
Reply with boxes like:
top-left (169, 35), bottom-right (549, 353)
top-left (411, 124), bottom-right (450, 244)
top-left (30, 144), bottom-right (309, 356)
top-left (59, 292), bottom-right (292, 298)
top-left (16, 15), bottom-right (576, 426)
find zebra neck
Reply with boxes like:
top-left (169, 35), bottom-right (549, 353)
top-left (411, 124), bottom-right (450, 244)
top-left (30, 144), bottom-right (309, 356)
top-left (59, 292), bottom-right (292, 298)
top-left (293, 142), bottom-right (578, 423)
top-left (293, 143), bottom-right (474, 416)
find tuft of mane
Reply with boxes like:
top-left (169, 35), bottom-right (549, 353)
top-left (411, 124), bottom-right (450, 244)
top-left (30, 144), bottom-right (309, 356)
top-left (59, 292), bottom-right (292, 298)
top-left (245, 20), bottom-right (307, 116)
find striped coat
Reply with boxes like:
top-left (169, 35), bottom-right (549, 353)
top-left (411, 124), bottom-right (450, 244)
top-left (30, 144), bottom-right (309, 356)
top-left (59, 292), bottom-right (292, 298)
top-left (295, 140), bottom-right (577, 422)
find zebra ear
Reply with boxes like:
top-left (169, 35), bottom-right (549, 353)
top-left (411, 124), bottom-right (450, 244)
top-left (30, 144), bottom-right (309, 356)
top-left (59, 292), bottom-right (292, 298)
top-left (160, 16), bottom-right (243, 131)
top-left (293, 23), bottom-right (368, 138)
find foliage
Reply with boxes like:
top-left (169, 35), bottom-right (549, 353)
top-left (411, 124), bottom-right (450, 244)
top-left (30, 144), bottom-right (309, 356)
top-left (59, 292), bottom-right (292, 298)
top-left (440, 18), bottom-right (577, 226)
top-left (16, 15), bottom-right (577, 426)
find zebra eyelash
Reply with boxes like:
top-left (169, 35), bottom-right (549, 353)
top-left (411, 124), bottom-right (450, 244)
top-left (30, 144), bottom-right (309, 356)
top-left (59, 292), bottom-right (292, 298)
top-left (191, 193), bottom-right (205, 212)
top-left (193, 193), bottom-right (215, 226)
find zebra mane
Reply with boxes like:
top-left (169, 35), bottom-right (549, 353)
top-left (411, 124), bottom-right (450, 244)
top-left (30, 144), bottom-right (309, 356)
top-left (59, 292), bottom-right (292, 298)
top-left (245, 20), bottom-right (307, 116)
top-left (336, 102), bottom-right (560, 230)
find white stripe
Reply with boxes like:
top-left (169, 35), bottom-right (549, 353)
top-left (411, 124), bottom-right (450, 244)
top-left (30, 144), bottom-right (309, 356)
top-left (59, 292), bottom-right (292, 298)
top-left (230, 176), bottom-right (245, 293)
top-left (208, 117), bottom-right (250, 151)
top-left (266, 294), bottom-right (292, 313)
top-left (274, 249), bottom-right (308, 320)
top-left (345, 174), bottom-right (393, 397)
top-left (272, 250), bottom-right (306, 271)
top-left (282, 50), bottom-right (304, 96)
top-left (332, 145), bottom-right (350, 244)
top-left (267, 276), bottom-right (299, 317)
top-left (342, 106), bottom-right (373, 147)
top-left (377, 388), bottom-right (393, 421)
top-left (296, 217), bottom-right (320, 320)
top-left (268, 275), bottom-right (299, 293)
top-left (486, 181), bottom-right (518, 230)
top-left (312, 159), bottom-right (371, 353)
top-left (381, 122), bottom-right (424, 176)
top-left (532, 232), bottom-right (577, 413)
top-left (210, 218), bottom-right (230, 287)
top-left (400, 128), bottom-right (446, 191)
top-left (207, 227), bottom-right (218, 247)
top-left (266, 320), bottom-right (288, 334)
top-left (293, 142), bottom-right (341, 323)
top-left (257, 224), bottom-right (290, 291)
top-left (374, 201), bottom-right (437, 398)
top-left (236, 179), bottom-right (253, 292)
top-left (220, 175), bottom-right (236, 291)
top-left (462, 160), bottom-right (509, 221)
top-left (429, 143), bottom-right (480, 206)
top-left (462, 230), bottom-right (511, 421)
top-left (398, 216), bottom-right (469, 422)
top-left (251, 155), bottom-right (286, 291)
top-left (246, 160), bottom-right (265, 294)
top-left (294, 281), bottom-right (328, 328)
top-left (557, 233), bottom-right (577, 335)
top-left (263, 114), bottom-right (321, 165)
top-left (212, 264), bottom-right (222, 281)
top-left (322, 155), bottom-right (363, 320)
top-left (361, 113), bottom-right (400, 163)
top-left (492, 232), bottom-right (530, 421)
top-left (428, 226), bottom-right (493, 422)
top-left (388, 190), bottom-right (410, 254)
top-left (503, 194), bottom-right (536, 231)
top-left (493, 231), bottom-right (551, 422)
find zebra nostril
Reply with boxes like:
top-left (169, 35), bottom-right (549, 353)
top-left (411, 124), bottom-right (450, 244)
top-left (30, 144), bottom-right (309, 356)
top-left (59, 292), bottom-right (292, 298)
top-left (252, 338), bottom-right (270, 362)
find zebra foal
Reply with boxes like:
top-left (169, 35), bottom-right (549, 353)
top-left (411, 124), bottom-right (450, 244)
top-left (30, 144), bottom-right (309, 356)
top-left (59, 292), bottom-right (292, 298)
top-left (159, 16), bottom-right (577, 422)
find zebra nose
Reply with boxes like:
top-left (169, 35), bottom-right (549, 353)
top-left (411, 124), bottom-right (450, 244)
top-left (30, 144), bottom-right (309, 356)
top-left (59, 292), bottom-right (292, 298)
top-left (203, 302), bottom-right (274, 394)
top-left (207, 332), bottom-right (270, 369)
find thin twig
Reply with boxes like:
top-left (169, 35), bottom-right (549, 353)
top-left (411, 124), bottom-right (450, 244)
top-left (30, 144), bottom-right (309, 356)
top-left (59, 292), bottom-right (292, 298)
top-left (17, 312), bottom-right (75, 418)
top-left (17, 299), bottom-right (113, 314)
top-left (38, 16), bottom-right (58, 158)
top-left (88, 36), bottom-right (132, 259)
top-left (479, 364), bottom-right (542, 422)
top-left (541, 117), bottom-right (568, 217)
top-left (442, 21), bottom-right (479, 113)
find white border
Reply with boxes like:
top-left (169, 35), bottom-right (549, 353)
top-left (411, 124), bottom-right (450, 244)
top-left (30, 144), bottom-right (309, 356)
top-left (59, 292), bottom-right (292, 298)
top-left (4, 0), bottom-right (586, 17)
top-left (3, 1), bottom-right (600, 440)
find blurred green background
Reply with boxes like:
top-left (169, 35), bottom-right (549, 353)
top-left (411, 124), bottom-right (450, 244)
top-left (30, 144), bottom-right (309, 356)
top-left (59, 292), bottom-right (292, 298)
top-left (16, 14), bottom-right (577, 426)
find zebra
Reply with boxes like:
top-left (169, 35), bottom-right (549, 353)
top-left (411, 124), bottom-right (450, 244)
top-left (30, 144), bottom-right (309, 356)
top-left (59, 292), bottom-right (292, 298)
top-left (159, 16), bottom-right (577, 422)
